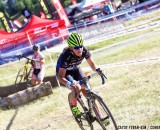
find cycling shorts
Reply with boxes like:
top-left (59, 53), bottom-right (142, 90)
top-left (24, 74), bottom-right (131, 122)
top-left (32, 68), bottom-right (45, 81)
top-left (56, 66), bottom-right (86, 81)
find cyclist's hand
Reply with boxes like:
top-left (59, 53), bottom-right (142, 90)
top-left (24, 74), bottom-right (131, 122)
top-left (33, 59), bottom-right (38, 62)
top-left (31, 60), bottom-right (35, 65)
top-left (96, 68), bottom-right (103, 75)
top-left (71, 80), bottom-right (77, 86)
top-left (96, 68), bottom-right (107, 80)
top-left (65, 80), bottom-right (78, 89)
top-left (65, 81), bottom-right (72, 89)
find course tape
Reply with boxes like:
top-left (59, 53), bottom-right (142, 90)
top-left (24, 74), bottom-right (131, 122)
top-left (0, 57), bottom-right (159, 81)
top-left (83, 57), bottom-right (160, 70)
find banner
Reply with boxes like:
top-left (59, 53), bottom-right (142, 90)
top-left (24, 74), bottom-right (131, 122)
top-left (38, 0), bottom-right (53, 19)
top-left (51, 0), bottom-right (71, 26)
top-left (13, 20), bottom-right (23, 28)
top-left (0, 10), bottom-right (11, 32)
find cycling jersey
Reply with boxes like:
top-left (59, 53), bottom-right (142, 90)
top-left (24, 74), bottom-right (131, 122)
top-left (56, 46), bottom-right (91, 72)
top-left (32, 52), bottom-right (45, 80)
top-left (32, 52), bottom-right (44, 69)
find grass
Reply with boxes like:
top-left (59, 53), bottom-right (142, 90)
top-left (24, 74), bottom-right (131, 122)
top-left (0, 62), bottom-right (159, 129)
top-left (123, 10), bottom-right (160, 26)
top-left (86, 29), bottom-right (151, 51)
top-left (81, 32), bottom-right (160, 67)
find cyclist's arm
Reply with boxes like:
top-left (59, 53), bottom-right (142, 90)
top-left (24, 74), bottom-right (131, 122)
top-left (57, 68), bottom-right (68, 85)
top-left (36, 58), bottom-right (45, 64)
top-left (86, 57), bottom-right (98, 71)
top-left (34, 52), bottom-right (45, 64)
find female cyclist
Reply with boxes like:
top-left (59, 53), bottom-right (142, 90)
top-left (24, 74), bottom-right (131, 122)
top-left (56, 32), bottom-right (102, 116)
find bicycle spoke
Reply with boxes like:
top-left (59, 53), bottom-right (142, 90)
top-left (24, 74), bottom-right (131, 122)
top-left (92, 94), bottom-right (118, 130)
top-left (15, 66), bottom-right (27, 87)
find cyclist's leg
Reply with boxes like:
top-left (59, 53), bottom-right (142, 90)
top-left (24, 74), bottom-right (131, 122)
top-left (66, 68), bottom-right (84, 116)
top-left (31, 69), bottom-right (44, 86)
top-left (36, 69), bottom-right (45, 85)
top-left (74, 67), bottom-right (88, 97)
top-left (68, 85), bottom-right (81, 117)
top-left (31, 73), bottom-right (37, 86)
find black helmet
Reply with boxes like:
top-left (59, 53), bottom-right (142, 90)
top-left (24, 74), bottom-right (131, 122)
top-left (33, 44), bottom-right (40, 51)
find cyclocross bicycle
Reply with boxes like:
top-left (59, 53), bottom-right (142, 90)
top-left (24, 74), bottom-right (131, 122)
top-left (15, 55), bottom-right (34, 87)
top-left (68, 72), bottom-right (118, 130)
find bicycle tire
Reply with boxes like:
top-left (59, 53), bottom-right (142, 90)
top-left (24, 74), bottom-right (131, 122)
top-left (68, 93), bottom-right (93, 130)
top-left (15, 66), bottom-right (27, 87)
top-left (92, 93), bottom-right (118, 130)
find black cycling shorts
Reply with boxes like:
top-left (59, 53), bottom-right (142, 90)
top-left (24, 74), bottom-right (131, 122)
top-left (56, 66), bottom-right (86, 81)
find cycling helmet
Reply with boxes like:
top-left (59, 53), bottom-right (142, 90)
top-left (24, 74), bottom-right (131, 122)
top-left (67, 33), bottom-right (83, 47)
top-left (33, 44), bottom-right (40, 51)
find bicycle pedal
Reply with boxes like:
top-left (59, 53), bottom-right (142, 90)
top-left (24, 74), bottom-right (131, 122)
top-left (100, 116), bottom-right (109, 121)
top-left (100, 116), bottom-right (110, 126)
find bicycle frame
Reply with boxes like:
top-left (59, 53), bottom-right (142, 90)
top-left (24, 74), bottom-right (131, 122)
top-left (77, 91), bottom-right (96, 123)
top-left (68, 73), bottom-right (118, 130)
top-left (15, 55), bottom-right (34, 87)
top-left (75, 74), bottom-right (105, 121)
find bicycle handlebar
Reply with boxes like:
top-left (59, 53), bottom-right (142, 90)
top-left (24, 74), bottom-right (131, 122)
top-left (22, 55), bottom-right (33, 61)
top-left (81, 72), bottom-right (107, 85)
top-left (17, 54), bottom-right (34, 65)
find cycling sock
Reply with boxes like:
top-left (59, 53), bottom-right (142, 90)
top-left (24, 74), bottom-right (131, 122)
top-left (97, 109), bottom-right (103, 119)
top-left (71, 100), bottom-right (77, 106)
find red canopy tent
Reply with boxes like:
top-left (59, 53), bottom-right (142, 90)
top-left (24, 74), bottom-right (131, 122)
top-left (0, 15), bottom-right (67, 46)
top-left (19, 15), bottom-right (65, 32)
top-left (0, 30), bottom-right (9, 35)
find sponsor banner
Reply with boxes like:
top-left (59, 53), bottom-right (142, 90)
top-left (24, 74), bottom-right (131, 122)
top-left (38, 0), bottom-right (53, 19)
top-left (0, 10), bottom-right (11, 32)
top-left (13, 20), bottom-right (23, 28)
top-left (51, 0), bottom-right (71, 26)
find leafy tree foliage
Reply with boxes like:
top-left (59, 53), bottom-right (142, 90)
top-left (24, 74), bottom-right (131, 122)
top-left (0, 0), bottom-right (83, 20)
top-left (0, 1), bottom-right (5, 10)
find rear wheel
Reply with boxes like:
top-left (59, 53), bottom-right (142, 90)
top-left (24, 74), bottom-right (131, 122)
top-left (92, 93), bottom-right (118, 130)
top-left (68, 93), bottom-right (93, 130)
top-left (15, 66), bottom-right (27, 87)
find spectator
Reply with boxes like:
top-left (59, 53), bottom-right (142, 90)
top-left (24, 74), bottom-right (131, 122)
top-left (103, 2), bottom-right (114, 15)
top-left (31, 44), bottom-right (45, 86)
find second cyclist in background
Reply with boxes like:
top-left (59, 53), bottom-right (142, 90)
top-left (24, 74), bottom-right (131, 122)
top-left (31, 44), bottom-right (45, 86)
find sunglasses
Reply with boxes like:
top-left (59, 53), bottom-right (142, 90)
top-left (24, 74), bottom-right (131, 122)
top-left (73, 46), bottom-right (83, 50)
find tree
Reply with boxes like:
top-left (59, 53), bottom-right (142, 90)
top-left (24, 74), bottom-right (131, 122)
top-left (15, 1), bottom-right (25, 11)
top-left (0, 1), bottom-right (4, 10)
top-left (23, 0), bottom-right (34, 12)
top-left (64, 0), bottom-right (71, 7)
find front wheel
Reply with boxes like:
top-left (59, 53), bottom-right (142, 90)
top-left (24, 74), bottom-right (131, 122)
top-left (68, 93), bottom-right (93, 130)
top-left (92, 93), bottom-right (118, 130)
top-left (15, 66), bottom-right (27, 87)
